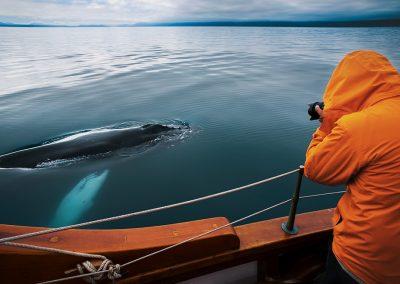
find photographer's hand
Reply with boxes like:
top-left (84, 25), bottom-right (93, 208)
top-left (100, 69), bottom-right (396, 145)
top-left (315, 105), bottom-right (324, 122)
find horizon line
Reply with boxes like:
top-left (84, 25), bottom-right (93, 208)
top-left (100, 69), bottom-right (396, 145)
top-left (1, 18), bottom-right (399, 28)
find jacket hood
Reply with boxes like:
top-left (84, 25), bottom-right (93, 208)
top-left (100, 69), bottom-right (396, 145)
top-left (323, 50), bottom-right (400, 115)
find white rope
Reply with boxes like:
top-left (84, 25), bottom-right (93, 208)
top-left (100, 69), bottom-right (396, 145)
top-left (0, 168), bottom-right (300, 244)
top-left (2, 242), bottom-right (107, 260)
top-left (37, 190), bottom-right (345, 284)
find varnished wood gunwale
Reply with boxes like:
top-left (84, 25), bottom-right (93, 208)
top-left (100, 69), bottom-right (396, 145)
top-left (0, 209), bottom-right (334, 283)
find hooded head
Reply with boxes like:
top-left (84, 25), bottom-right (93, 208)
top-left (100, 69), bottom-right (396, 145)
top-left (320, 50), bottom-right (400, 132)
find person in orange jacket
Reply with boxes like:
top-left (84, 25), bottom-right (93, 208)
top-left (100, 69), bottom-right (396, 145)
top-left (304, 50), bottom-right (400, 284)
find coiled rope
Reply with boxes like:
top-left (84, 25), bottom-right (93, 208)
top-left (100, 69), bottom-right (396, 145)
top-left (76, 259), bottom-right (121, 283)
top-left (37, 190), bottom-right (345, 284)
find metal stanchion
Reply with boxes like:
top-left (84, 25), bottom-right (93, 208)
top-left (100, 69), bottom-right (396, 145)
top-left (281, 165), bottom-right (304, 235)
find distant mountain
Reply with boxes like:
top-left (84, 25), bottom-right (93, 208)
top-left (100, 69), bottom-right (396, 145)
top-left (1, 18), bottom-right (399, 28)
top-left (131, 19), bottom-right (400, 27)
top-left (0, 22), bottom-right (59, 27)
top-left (0, 22), bottom-right (109, 27)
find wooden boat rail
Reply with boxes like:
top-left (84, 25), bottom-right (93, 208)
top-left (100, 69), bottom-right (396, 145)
top-left (0, 166), bottom-right (341, 283)
top-left (0, 209), bottom-right (334, 283)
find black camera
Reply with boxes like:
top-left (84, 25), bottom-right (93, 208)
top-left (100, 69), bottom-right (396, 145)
top-left (308, 102), bottom-right (324, 120)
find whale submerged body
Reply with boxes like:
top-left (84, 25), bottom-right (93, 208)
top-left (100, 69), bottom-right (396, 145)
top-left (49, 170), bottom-right (109, 227)
top-left (0, 124), bottom-right (182, 168)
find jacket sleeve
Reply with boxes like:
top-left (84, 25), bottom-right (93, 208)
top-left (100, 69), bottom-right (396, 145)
top-left (304, 122), bottom-right (365, 185)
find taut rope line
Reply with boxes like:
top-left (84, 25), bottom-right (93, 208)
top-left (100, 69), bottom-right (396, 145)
top-left (37, 190), bottom-right (345, 284)
top-left (2, 242), bottom-right (107, 260)
top-left (0, 168), bottom-right (300, 244)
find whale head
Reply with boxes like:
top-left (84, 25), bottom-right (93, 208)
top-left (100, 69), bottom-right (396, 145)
top-left (142, 124), bottom-right (176, 134)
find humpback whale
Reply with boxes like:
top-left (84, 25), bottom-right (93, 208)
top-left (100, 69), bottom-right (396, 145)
top-left (0, 124), bottom-right (183, 169)
top-left (49, 170), bottom-right (109, 227)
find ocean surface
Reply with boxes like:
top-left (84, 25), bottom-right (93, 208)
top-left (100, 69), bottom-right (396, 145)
top-left (0, 27), bottom-right (399, 229)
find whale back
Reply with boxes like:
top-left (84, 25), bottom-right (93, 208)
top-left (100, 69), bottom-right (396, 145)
top-left (0, 124), bottom-right (182, 168)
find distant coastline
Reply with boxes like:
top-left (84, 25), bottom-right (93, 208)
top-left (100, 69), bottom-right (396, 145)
top-left (1, 19), bottom-right (399, 28)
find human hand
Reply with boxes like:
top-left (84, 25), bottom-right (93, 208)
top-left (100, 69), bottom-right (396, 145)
top-left (315, 105), bottom-right (324, 122)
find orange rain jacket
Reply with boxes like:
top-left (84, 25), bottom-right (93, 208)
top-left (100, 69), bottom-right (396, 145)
top-left (304, 50), bottom-right (400, 283)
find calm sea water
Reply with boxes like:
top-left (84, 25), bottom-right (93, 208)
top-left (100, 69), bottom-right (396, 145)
top-left (0, 27), bottom-right (399, 229)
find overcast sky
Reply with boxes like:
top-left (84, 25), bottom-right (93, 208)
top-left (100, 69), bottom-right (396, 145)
top-left (1, 0), bottom-right (399, 25)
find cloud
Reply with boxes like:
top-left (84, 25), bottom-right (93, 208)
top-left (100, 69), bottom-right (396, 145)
top-left (0, 0), bottom-right (399, 25)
